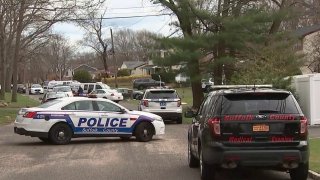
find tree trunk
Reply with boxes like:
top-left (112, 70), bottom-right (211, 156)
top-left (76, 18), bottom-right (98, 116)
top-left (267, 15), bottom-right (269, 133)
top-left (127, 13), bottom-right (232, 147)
top-left (102, 51), bottom-right (109, 78)
top-left (12, 0), bottom-right (26, 102)
top-left (188, 59), bottom-right (203, 108)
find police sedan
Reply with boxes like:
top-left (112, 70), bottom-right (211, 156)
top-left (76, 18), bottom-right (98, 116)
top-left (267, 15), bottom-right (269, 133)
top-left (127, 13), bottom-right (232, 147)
top-left (14, 97), bottom-right (165, 145)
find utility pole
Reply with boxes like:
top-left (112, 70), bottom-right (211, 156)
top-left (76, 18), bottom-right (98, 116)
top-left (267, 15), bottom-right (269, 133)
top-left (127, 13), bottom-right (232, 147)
top-left (110, 28), bottom-right (118, 88)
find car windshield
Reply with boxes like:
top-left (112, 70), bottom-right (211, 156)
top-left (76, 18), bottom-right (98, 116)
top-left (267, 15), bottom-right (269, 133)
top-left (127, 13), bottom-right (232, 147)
top-left (53, 86), bottom-right (71, 92)
top-left (32, 84), bottom-right (42, 88)
top-left (100, 84), bottom-right (110, 89)
top-left (38, 99), bottom-right (63, 108)
top-left (145, 90), bottom-right (178, 99)
top-left (221, 93), bottom-right (299, 115)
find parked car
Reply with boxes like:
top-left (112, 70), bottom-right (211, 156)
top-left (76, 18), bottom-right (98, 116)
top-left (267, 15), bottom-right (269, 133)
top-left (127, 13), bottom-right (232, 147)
top-left (133, 78), bottom-right (165, 90)
top-left (52, 85), bottom-right (73, 97)
top-left (29, 84), bottom-right (44, 94)
top-left (89, 89), bottom-right (123, 103)
top-left (186, 85), bottom-right (309, 180)
top-left (138, 89), bottom-right (182, 123)
top-left (17, 84), bottom-right (26, 93)
top-left (201, 78), bottom-right (214, 92)
top-left (40, 92), bottom-right (69, 103)
top-left (133, 90), bottom-right (144, 100)
top-left (81, 82), bottom-right (111, 94)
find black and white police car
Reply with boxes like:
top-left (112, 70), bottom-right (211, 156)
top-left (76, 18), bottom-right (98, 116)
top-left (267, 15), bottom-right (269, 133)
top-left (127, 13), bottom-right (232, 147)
top-left (14, 97), bottom-right (165, 144)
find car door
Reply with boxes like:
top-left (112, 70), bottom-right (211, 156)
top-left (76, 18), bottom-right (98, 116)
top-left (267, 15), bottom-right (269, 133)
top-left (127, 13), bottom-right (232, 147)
top-left (63, 100), bottom-right (100, 134)
top-left (191, 94), bottom-right (213, 155)
top-left (95, 100), bottom-right (131, 134)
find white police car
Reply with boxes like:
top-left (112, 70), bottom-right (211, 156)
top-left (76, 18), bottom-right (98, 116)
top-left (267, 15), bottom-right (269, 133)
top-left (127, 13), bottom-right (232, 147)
top-left (14, 97), bottom-right (165, 144)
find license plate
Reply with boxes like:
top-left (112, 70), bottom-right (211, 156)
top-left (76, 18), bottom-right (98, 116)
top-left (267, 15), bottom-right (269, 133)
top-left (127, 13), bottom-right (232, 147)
top-left (253, 124), bottom-right (269, 132)
top-left (160, 102), bottom-right (166, 106)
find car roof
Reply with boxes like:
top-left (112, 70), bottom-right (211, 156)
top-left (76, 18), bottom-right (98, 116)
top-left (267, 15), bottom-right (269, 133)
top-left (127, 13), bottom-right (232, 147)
top-left (145, 88), bottom-right (176, 92)
top-left (212, 88), bottom-right (291, 95)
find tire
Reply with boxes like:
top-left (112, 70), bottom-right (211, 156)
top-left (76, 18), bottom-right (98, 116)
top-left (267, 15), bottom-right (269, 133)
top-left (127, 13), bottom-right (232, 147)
top-left (49, 123), bottom-right (72, 145)
top-left (177, 117), bottom-right (183, 124)
top-left (38, 137), bottom-right (50, 143)
top-left (289, 163), bottom-right (309, 180)
top-left (200, 148), bottom-right (215, 180)
top-left (135, 122), bottom-right (154, 142)
top-left (188, 140), bottom-right (199, 168)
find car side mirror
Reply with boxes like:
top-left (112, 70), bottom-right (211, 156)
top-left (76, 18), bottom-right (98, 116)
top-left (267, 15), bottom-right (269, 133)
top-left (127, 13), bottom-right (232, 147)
top-left (184, 110), bottom-right (196, 118)
top-left (120, 108), bottom-right (126, 114)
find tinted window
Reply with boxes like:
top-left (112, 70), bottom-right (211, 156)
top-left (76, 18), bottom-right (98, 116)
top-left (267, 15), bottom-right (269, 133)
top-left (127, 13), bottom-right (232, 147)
top-left (145, 90), bottom-right (179, 99)
top-left (63, 102), bottom-right (76, 110)
top-left (96, 101), bottom-right (121, 112)
top-left (89, 85), bottom-right (94, 90)
top-left (84, 85), bottom-right (88, 90)
top-left (96, 85), bottom-right (102, 89)
top-left (221, 93), bottom-right (299, 115)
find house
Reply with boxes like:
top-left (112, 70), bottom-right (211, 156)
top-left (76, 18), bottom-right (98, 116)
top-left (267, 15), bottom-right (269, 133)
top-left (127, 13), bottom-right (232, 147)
top-left (294, 24), bottom-right (320, 74)
top-left (67, 64), bottom-right (98, 79)
top-left (120, 61), bottom-right (147, 76)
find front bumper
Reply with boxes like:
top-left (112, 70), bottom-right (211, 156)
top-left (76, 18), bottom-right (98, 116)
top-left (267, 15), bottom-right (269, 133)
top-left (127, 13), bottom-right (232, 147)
top-left (14, 127), bottom-right (48, 138)
top-left (152, 120), bottom-right (165, 135)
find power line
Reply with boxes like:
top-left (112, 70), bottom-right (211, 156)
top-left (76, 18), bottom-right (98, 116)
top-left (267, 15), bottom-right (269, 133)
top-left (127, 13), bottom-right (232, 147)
top-left (52, 13), bottom-right (173, 22)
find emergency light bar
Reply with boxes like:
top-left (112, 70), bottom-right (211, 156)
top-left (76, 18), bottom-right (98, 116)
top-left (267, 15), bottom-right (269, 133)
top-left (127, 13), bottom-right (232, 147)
top-left (210, 84), bottom-right (273, 90)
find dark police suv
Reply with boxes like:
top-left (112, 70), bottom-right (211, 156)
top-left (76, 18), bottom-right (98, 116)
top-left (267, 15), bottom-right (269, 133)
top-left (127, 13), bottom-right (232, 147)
top-left (186, 85), bottom-right (309, 180)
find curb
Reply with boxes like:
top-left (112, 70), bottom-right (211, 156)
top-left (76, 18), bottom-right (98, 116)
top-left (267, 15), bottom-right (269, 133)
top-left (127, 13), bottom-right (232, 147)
top-left (309, 170), bottom-right (320, 180)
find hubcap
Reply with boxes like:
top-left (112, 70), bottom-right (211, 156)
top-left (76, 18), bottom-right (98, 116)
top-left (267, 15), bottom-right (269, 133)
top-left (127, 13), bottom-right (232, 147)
top-left (58, 131), bottom-right (65, 137)
top-left (143, 129), bottom-right (148, 136)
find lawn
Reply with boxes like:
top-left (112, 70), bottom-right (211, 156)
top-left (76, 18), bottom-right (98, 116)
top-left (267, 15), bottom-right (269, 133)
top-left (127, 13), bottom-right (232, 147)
top-left (0, 93), bottom-right (40, 125)
top-left (310, 138), bottom-right (320, 173)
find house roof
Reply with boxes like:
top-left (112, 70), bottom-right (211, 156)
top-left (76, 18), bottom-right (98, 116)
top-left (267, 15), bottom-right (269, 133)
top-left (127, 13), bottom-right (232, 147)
top-left (73, 64), bottom-right (98, 72)
top-left (294, 24), bottom-right (320, 38)
top-left (122, 61), bottom-right (146, 69)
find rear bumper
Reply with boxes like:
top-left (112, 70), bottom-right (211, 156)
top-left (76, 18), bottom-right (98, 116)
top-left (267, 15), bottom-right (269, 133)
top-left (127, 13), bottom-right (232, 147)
top-left (14, 127), bottom-right (48, 138)
top-left (202, 141), bottom-right (309, 167)
top-left (145, 112), bottom-right (182, 120)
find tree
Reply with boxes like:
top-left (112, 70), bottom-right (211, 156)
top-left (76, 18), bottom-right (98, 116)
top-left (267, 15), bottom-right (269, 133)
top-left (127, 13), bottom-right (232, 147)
top-left (117, 69), bottom-right (130, 77)
top-left (73, 70), bottom-right (92, 83)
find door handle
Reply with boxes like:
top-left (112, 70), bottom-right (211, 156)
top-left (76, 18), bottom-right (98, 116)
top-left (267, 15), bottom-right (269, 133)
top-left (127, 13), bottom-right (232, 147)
top-left (100, 114), bottom-right (109, 117)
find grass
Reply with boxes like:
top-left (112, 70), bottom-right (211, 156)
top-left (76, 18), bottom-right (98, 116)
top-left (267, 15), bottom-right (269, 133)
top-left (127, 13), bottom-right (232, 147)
top-left (310, 138), bottom-right (320, 173)
top-left (0, 93), bottom-right (40, 125)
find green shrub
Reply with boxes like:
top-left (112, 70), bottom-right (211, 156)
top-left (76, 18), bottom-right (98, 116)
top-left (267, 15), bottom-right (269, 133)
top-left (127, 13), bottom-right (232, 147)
top-left (117, 69), bottom-right (131, 77)
top-left (73, 70), bottom-right (92, 83)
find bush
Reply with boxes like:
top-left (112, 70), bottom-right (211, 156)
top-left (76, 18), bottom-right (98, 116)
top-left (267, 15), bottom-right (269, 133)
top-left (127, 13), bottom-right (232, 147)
top-left (152, 72), bottom-right (176, 83)
top-left (73, 70), bottom-right (92, 83)
top-left (117, 69), bottom-right (131, 77)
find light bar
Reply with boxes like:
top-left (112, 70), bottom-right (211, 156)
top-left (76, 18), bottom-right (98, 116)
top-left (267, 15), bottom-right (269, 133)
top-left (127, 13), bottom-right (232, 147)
top-left (210, 84), bottom-right (272, 90)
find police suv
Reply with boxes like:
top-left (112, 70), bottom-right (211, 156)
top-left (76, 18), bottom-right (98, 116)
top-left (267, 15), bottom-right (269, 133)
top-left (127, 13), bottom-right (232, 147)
top-left (14, 97), bottom-right (165, 144)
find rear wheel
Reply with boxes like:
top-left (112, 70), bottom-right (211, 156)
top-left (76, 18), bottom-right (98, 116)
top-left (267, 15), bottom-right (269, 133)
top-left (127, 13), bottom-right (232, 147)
top-left (135, 122), bottom-right (154, 142)
top-left (49, 123), bottom-right (72, 145)
top-left (289, 163), bottom-right (309, 180)
top-left (200, 148), bottom-right (215, 180)
top-left (177, 117), bottom-right (183, 124)
top-left (188, 140), bottom-right (199, 168)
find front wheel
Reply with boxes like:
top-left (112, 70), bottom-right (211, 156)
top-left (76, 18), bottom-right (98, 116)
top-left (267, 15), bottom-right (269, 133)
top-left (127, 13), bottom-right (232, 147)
top-left (135, 122), bottom-right (154, 142)
top-left (49, 123), bottom-right (72, 145)
top-left (289, 163), bottom-right (309, 180)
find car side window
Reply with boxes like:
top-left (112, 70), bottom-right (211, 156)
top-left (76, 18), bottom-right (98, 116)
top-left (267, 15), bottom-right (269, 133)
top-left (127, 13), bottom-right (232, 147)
top-left (75, 101), bottom-right (94, 111)
top-left (96, 85), bottom-right (102, 89)
top-left (96, 101), bottom-right (121, 112)
top-left (62, 102), bottom-right (76, 110)
top-left (197, 95), bottom-right (208, 116)
top-left (84, 85), bottom-right (88, 91)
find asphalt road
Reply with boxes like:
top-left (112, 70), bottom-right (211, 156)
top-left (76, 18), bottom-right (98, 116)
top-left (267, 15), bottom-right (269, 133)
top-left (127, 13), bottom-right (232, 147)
top-left (0, 97), bottom-right (316, 180)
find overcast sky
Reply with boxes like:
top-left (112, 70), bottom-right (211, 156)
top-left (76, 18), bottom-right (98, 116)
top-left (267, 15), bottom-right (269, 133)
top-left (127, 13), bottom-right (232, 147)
top-left (52, 0), bottom-right (178, 49)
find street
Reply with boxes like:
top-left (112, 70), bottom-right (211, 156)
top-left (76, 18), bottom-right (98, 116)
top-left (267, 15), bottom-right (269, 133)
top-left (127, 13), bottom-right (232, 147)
top-left (0, 99), bottom-right (316, 180)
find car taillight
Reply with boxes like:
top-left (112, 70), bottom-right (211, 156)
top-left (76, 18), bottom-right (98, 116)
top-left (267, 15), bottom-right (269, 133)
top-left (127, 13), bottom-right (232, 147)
top-left (143, 100), bottom-right (149, 107)
top-left (300, 116), bottom-right (308, 135)
top-left (177, 100), bottom-right (181, 107)
top-left (208, 117), bottom-right (220, 136)
top-left (23, 111), bottom-right (37, 118)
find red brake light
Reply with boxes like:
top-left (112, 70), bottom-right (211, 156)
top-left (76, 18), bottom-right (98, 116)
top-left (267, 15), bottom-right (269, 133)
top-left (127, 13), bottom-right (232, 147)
top-left (143, 100), bottom-right (149, 107)
top-left (300, 116), bottom-right (308, 135)
top-left (177, 100), bottom-right (181, 107)
top-left (23, 111), bottom-right (37, 118)
top-left (208, 117), bottom-right (221, 136)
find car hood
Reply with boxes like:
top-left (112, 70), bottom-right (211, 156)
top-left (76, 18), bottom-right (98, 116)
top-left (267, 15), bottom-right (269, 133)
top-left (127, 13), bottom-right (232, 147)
top-left (129, 110), bottom-right (162, 121)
